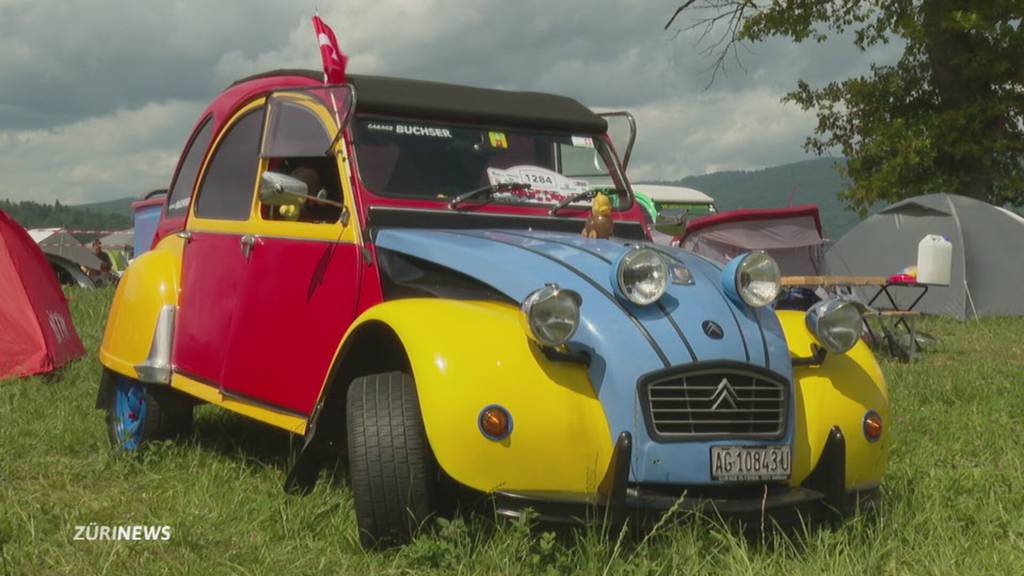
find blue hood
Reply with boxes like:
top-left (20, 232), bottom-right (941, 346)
top-left (374, 228), bottom-right (792, 484)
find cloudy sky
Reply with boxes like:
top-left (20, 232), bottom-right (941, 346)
top-left (0, 0), bottom-right (898, 205)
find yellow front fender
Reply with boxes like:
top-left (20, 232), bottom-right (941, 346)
top-left (99, 236), bottom-right (184, 379)
top-left (334, 299), bottom-right (613, 495)
top-left (777, 310), bottom-right (890, 490)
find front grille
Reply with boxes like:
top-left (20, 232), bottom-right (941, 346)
top-left (638, 364), bottom-right (788, 440)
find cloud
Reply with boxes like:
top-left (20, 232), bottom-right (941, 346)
top-left (0, 100), bottom-right (202, 203)
top-left (0, 0), bottom-right (896, 203)
top-left (0, 0), bottom-right (311, 129)
top-left (620, 87), bottom-right (819, 182)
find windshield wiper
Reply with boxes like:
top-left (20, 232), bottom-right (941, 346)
top-left (448, 182), bottom-right (532, 210)
top-left (549, 189), bottom-right (600, 216)
top-left (549, 188), bottom-right (627, 216)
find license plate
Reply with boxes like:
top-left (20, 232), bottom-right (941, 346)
top-left (711, 445), bottom-right (791, 482)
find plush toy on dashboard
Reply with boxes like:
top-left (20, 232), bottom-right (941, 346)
top-left (582, 192), bottom-right (614, 239)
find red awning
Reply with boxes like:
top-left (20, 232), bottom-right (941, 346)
top-left (682, 205), bottom-right (823, 237)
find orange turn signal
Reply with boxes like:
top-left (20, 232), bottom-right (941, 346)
top-left (479, 405), bottom-right (513, 440)
top-left (863, 411), bottom-right (883, 442)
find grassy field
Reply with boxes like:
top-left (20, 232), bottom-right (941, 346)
top-left (2, 288), bottom-right (1023, 575)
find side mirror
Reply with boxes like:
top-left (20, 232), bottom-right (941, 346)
top-left (259, 171), bottom-right (310, 206)
top-left (258, 170), bottom-right (351, 225)
top-left (655, 207), bottom-right (688, 232)
top-left (599, 112), bottom-right (637, 170)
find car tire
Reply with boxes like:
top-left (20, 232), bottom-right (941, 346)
top-left (105, 375), bottom-right (193, 451)
top-left (346, 371), bottom-right (438, 548)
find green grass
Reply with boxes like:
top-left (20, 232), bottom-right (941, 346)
top-left (2, 288), bottom-right (1023, 575)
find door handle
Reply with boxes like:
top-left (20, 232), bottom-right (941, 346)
top-left (240, 234), bottom-right (258, 259)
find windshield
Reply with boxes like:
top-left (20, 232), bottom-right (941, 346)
top-left (351, 117), bottom-right (630, 209)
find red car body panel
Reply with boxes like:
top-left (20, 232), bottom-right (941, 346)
top-left (173, 231), bottom-right (247, 384)
top-left (221, 237), bottom-right (362, 415)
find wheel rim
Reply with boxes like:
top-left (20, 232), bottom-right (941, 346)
top-left (113, 380), bottom-right (147, 450)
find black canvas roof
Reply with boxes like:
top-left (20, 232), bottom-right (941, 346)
top-left (233, 70), bottom-right (607, 134)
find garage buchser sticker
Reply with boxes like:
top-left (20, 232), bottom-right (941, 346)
top-left (365, 120), bottom-right (452, 138)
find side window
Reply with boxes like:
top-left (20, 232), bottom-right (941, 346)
top-left (262, 101), bottom-right (332, 157)
top-left (165, 117), bottom-right (213, 218)
top-left (260, 157), bottom-right (343, 224)
top-left (260, 96), bottom-right (344, 224)
top-left (558, 142), bottom-right (604, 178)
top-left (194, 109), bottom-right (263, 220)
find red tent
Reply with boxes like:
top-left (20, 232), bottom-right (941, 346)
top-left (675, 205), bottom-right (827, 276)
top-left (0, 210), bottom-right (85, 379)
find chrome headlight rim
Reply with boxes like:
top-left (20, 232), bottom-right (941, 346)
top-left (520, 283), bottom-right (582, 347)
top-left (733, 250), bottom-right (781, 308)
top-left (613, 246), bottom-right (669, 306)
top-left (805, 297), bottom-right (863, 354)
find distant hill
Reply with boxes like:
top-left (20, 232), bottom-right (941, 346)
top-left (650, 157), bottom-right (864, 240)
top-left (74, 196), bottom-right (136, 217)
top-left (6, 158), bottom-right (876, 241)
top-left (0, 199), bottom-right (131, 240)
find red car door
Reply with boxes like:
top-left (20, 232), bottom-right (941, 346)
top-left (220, 236), bottom-right (360, 415)
top-left (173, 104), bottom-right (266, 385)
top-left (174, 232), bottom-right (247, 383)
top-left (218, 87), bottom-right (362, 416)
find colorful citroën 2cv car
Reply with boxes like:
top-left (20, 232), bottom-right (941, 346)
top-left (98, 69), bottom-right (888, 547)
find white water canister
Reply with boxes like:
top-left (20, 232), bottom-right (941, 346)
top-left (916, 234), bottom-right (952, 285)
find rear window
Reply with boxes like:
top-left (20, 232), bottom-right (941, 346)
top-left (193, 109), bottom-right (263, 221)
top-left (166, 117), bottom-right (213, 218)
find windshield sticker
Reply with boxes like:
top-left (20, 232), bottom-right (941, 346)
top-left (571, 136), bottom-right (594, 148)
top-left (394, 124), bottom-right (452, 138)
top-left (488, 131), bottom-right (509, 149)
top-left (487, 165), bottom-right (590, 203)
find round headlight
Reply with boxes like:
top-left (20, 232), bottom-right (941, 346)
top-left (613, 247), bottom-right (669, 306)
top-left (734, 251), bottom-right (781, 307)
top-left (520, 284), bottom-right (582, 346)
top-left (805, 298), bottom-right (863, 354)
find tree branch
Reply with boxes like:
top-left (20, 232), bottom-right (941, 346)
top-left (667, 1), bottom-right (759, 86)
top-left (664, 0), bottom-right (699, 31)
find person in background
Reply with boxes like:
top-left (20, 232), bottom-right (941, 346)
top-left (92, 239), bottom-right (111, 267)
top-left (91, 239), bottom-right (115, 286)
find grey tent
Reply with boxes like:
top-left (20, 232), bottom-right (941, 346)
top-left (826, 193), bottom-right (1024, 319)
top-left (28, 228), bottom-right (102, 271)
top-left (98, 229), bottom-right (133, 249)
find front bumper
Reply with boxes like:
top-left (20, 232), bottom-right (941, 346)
top-left (490, 427), bottom-right (879, 526)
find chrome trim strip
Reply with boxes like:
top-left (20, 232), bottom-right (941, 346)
top-left (134, 304), bottom-right (176, 385)
top-left (172, 368), bottom-right (310, 419)
top-left (219, 388), bottom-right (311, 419)
top-left (598, 111), bottom-right (637, 169)
top-left (183, 229), bottom-right (352, 244)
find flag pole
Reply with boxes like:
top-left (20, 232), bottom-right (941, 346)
top-left (313, 9), bottom-right (327, 84)
top-left (312, 10), bottom-right (343, 138)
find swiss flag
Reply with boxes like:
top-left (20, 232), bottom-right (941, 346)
top-left (312, 15), bottom-right (347, 84)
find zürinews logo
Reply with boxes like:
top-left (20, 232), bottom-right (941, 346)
top-left (73, 524), bottom-right (172, 542)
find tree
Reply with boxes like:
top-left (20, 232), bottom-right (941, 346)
top-left (667, 1), bottom-right (1024, 212)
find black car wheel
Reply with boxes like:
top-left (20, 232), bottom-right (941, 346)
top-left (105, 375), bottom-right (193, 450)
top-left (346, 371), bottom-right (438, 548)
